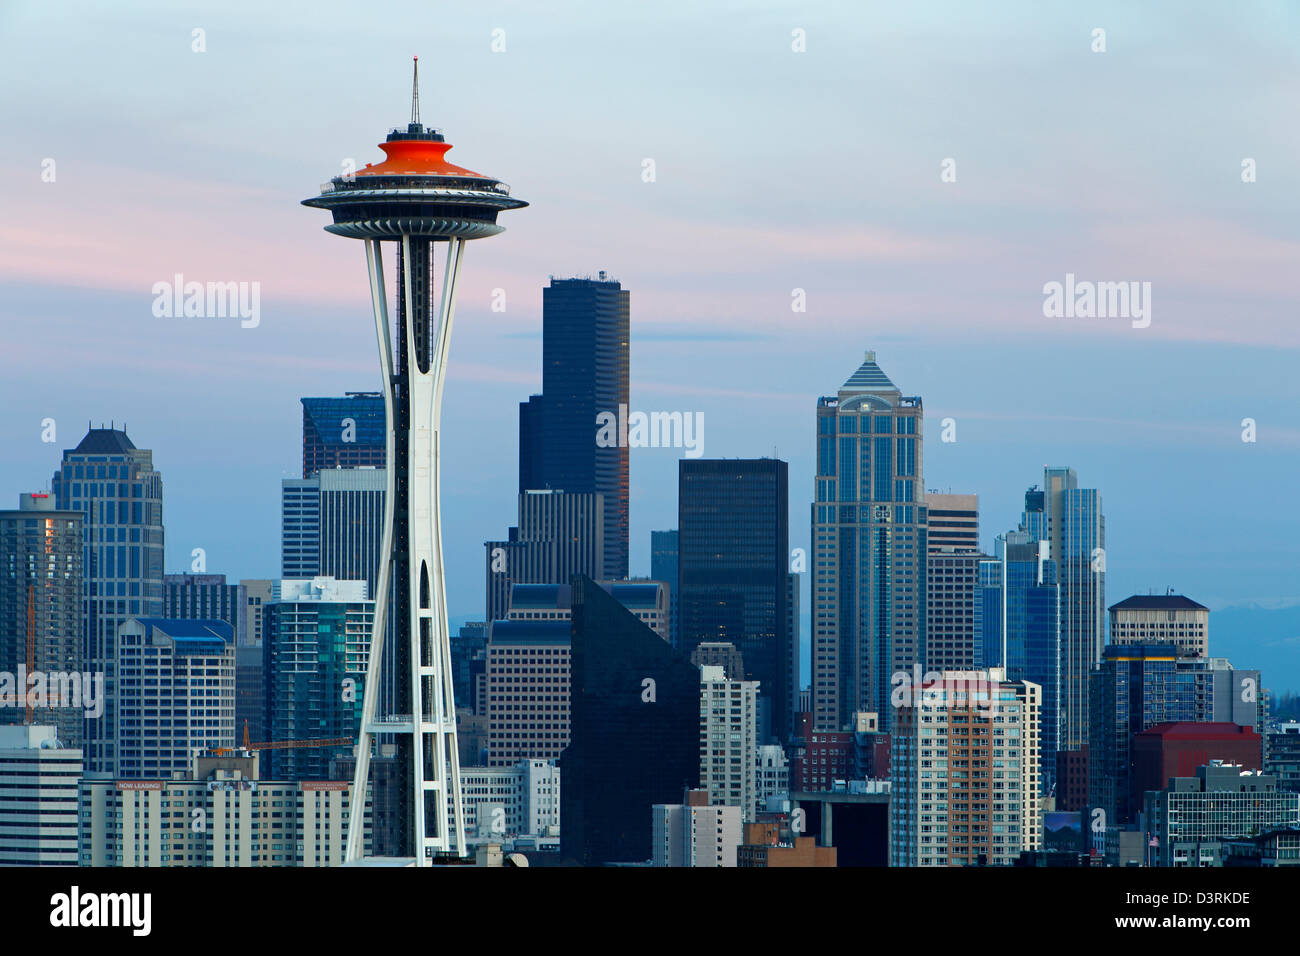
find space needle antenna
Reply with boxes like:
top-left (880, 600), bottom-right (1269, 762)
top-left (410, 56), bottom-right (420, 125)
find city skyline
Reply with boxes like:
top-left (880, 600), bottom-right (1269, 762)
top-left (4, 0), bottom-right (1300, 900)
top-left (4, 4), bottom-right (1298, 653)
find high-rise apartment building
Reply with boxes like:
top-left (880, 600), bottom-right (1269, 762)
top-left (891, 668), bottom-right (1042, 867)
top-left (52, 427), bottom-right (164, 774)
top-left (812, 352), bottom-right (925, 733)
top-left (484, 490), bottom-right (604, 624)
top-left (1019, 469), bottom-right (1103, 752)
top-left (115, 618), bottom-right (235, 779)
top-left (301, 393), bottom-right (386, 477)
top-left (1109, 594), bottom-right (1208, 658)
top-left (264, 578), bottom-right (372, 780)
top-left (679, 458), bottom-right (791, 742)
top-left (0, 725), bottom-right (81, 866)
top-left (0, 494), bottom-right (84, 747)
top-left (518, 275), bottom-right (630, 578)
top-left (698, 665), bottom-right (759, 822)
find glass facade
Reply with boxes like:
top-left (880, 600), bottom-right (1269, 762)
top-left (51, 429), bottom-right (164, 774)
top-left (1020, 469), bottom-right (1104, 751)
top-left (527, 276), bottom-right (630, 579)
top-left (678, 459), bottom-right (790, 741)
top-left (812, 353), bottom-right (925, 733)
top-left (560, 575), bottom-right (699, 865)
top-left (301, 394), bottom-right (386, 478)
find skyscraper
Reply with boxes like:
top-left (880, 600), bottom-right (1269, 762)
top-left (812, 352), bottom-right (925, 733)
top-left (0, 494), bottom-right (83, 747)
top-left (560, 576), bottom-right (699, 865)
top-left (1109, 594), bottom-right (1208, 658)
top-left (986, 531), bottom-right (1060, 795)
top-left (301, 393), bottom-right (386, 477)
top-left (890, 668), bottom-right (1042, 866)
top-left (517, 394), bottom-right (544, 494)
top-left (678, 458), bottom-right (791, 741)
top-left (650, 529), bottom-right (679, 646)
top-left (52, 427), bottom-right (164, 774)
top-left (115, 617), bottom-right (235, 778)
top-left (263, 578), bottom-right (372, 781)
top-left (1020, 468), bottom-right (1104, 751)
top-left (483, 490), bottom-right (604, 624)
top-left (925, 493), bottom-right (979, 552)
top-left (520, 274), bottom-right (630, 579)
top-left (698, 665), bottom-right (759, 822)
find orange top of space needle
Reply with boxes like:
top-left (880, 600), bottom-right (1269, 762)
top-left (354, 56), bottom-right (487, 179)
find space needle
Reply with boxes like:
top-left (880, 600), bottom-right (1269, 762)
top-left (304, 58), bottom-right (527, 864)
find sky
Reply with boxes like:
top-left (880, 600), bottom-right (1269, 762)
top-left (2, 1), bottom-right (1299, 680)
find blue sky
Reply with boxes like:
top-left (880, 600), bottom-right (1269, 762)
top-left (2, 2), bottom-right (1299, 678)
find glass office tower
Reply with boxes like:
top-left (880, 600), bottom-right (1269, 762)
top-left (811, 352), bottom-right (925, 733)
top-left (678, 458), bottom-right (791, 742)
top-left (520, 275), bottom-right (630, 579)
top-left (1020, 468), bottom-right (1104, 751)
top-left (560, 576), bottom-right (699, 865)
top-left (51, 427), bottom-right (164, 774)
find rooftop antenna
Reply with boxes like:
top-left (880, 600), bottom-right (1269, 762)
top-left (410, 55), bottom-right (420, 126)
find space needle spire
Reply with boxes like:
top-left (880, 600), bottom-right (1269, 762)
top-left (304, 61), bottom-right (527, 865)
top-left (410, 55), bottom-right (420, 126)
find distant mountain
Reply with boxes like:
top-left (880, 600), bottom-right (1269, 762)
top-left (1208, 604), bottom-right (1300, 697)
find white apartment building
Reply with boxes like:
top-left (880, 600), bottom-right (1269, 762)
top-left (699, 665), bottom-right (759, 823)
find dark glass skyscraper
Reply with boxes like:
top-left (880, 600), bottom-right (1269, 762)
top-left (518, 394), bottom-right (544, 495)
top-left (519, 275), bottom-right (630, 578)
top-left (560, 576), bottom-right (698, 865)
top-left (678, 459), bottom-right (791, 741)
top-left (301, 393), bottom-right (386, 477)
top-left (650, 529), bottom-right (679, 647)
top-left (52, 427), bottom-right (164, 774)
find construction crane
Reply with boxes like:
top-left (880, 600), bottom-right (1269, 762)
top-left (209, 719), bottom-right (352, 757)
